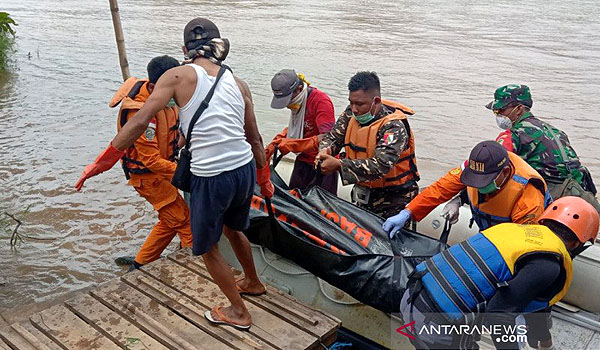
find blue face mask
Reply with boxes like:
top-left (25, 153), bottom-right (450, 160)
top-left (352, 100), bottom-right (375, 125)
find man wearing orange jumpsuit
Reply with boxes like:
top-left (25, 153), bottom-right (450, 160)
top-left (109, 55), bottom-right (192, 269)
top-left (383, 140), bottom-right (552, 238)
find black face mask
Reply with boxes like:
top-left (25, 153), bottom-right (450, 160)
top-left (570, 243), bottom-right (591, 258)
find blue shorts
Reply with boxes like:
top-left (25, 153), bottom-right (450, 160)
top-left (189, 160), bottom-right (256, 255)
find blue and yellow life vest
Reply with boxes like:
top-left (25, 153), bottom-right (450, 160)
top-left (415, 223), bottom-right (572, 321)
top-left (467, 152), bottom-right (552, 230)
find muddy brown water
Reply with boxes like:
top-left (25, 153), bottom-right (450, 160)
top-left (0, 0), bottom-right (599, 310)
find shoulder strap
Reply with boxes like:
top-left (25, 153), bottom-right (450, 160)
top-left (184, 64), bottom-right (230, 150)
top-left (545, 122), bottom-right (573, 176)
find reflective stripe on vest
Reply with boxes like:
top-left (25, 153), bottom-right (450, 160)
top-left (416, 223), bottom-right (572, 321)
top-left (343, 99), bottom-right (419, 188)
top-left (467, 152), bottom-right (550, 230)
top-left (110, 77), bottom-right (180, 179)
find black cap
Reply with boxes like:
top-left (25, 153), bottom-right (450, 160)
top-left (460, 140), bottom-right (509, 188)
top-left (183, 18), bottom-right (220, 47)
top-left (270, 69), bottom-right (301, 109)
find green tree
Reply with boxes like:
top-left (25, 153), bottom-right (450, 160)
top-left (0, 12), bottom-right (17, 71)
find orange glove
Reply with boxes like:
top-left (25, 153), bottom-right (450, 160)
top-left (265, 128), bottom-right (288, 161)
top-left (75, 143), bottom-right (125, 191)
top-left (256, 163), bottom-right (275, 199)
top-left (277, 136), bottom-right (318, 155)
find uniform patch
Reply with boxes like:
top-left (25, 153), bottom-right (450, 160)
top-left (450, 167), bottom-right (461, 175)
top-left (383, 132), bottom-right (396, 145)
top-left (145, 128), bottom-right (156, 141)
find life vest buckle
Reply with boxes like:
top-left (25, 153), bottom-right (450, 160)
top-left (351, 185), bottom-right (371, 205)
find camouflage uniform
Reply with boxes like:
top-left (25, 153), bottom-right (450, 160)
top-left (497, 113), bottom-right (591, 186)
top-left (490, 84), bottom-right (598, 213)
top-left (319, 104), bottom-right (419, 218)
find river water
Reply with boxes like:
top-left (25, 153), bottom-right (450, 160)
top-left (0, 0), bottom-right (599, 310)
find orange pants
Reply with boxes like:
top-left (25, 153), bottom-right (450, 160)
top-left (132, 177), bottom-right (192, 265)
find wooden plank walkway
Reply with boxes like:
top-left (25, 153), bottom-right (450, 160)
top-left (0, 249), bottom-right (341, 350)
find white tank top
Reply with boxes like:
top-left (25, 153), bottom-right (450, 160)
top-left (179, 64), bottom-right (253, 177)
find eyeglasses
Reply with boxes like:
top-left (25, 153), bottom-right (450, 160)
top-left (493, 105), bottom-right (518, 116)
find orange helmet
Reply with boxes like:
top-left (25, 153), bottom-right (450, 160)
top-left (539, 196), bottom-right (600, 243)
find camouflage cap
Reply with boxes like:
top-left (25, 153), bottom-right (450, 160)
top-left (485, 84), bottom-right (533, 110)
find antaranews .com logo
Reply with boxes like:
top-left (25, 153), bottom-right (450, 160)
top-left (392, 315), bottom-right (528, 348)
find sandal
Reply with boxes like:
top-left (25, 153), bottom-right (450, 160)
top-left (204, 306), bottom-right (251, 330)
top-left (236, 279), bottom-right (267, 296)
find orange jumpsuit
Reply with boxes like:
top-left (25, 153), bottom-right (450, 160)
top-left (407, 152), bottom-right (549, 229)
top-left (110, 77), bottom-right (192, 265)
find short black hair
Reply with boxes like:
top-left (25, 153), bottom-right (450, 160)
top-left (147, 55), bottom-right (180, 84)
top-left (348, 71), bottom-right (380, 95)
top-left (541, 219), bottom-right (580, 245)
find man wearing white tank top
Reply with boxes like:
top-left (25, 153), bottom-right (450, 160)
top-left (76, 18), bottom-right (274, 329)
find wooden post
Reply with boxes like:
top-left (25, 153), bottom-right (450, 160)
top-left (108, 0), bottom-right (130, 81)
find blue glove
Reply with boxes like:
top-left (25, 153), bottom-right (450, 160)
top-left (382, 209), bottom-right (412, 239)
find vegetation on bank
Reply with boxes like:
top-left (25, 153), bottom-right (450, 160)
top-left (1, 205), bottom-right (31, 248)
top-left (0, 12), bottom-right (17, 72)
top-left (1, 205), bottom-right (61, 249)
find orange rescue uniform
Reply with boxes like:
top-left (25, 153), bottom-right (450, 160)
top-left (110, 77), bottom-right (192, 265)
top-left (406, 152), bottom-right (550, 230)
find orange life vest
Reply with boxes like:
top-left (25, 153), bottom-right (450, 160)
top-left (344, 99), bottom-right (419, 189)
top-left (109, 77), bottom-right (180, 179)
top-left (467, 152), bottom-right (551, 229)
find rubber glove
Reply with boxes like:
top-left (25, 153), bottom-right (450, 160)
top-left (75, 143), bottom-right (125, 191)
top-left (256, 163), bottom-right (275, 198)
top-left (440, 196), bottom-right (461, 224)
top-left (265, 128), bottom-right (288, 161)
top-left (383, 209), bottom-right (412, 239)
top-left (277, 136), bottom-right (319, 155)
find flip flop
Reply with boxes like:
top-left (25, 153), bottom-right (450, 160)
top-left (235, 279), bottom-right (267, 296)
top-left (204, 306), bottom-right (251, 330)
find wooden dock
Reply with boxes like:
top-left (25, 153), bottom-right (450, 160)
top-left (0, 249), bottom-right (341, 350)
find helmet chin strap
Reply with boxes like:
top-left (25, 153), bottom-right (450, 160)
top-left (570, 243), bottom-right (591, 258)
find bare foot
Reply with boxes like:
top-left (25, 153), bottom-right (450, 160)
top-left (211, 305), bottom-right (252, 326)
top-left (236, 277), bottom-right (266, 295)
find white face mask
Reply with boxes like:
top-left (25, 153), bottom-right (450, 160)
top-left (495, 115), bottom-right (513, 130)
top-left (493, 105), bottom-right (518, 130)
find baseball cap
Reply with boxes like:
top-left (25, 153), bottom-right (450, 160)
top-left (485, 84), bottom-right (533, 110)
top-left (183, 18), bottom-right (220, 47)
top-left (460, 140), bottom-right (509, 188)
top-left (270, 69), bottom-right (301, 109)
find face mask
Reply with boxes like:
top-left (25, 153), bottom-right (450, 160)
top-left (287, 87), bottom-right (305, 111)
top-left (353, 101), bottom-right (375, 125)
top-left (287, 103), bottom-right (301, 111)
top-left (478, 179), bottom-right (500, 195)
top-left (493, 105), bottom-right (518, 130)
top-left (495, 115), bottom-right (513, 130)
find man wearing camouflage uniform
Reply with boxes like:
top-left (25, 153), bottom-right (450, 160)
top-left (316, 71), bottom-right (419, 218)
top-left (489, 84), bottom-right (599, 212)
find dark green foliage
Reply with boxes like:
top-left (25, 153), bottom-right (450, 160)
top-left (0, 12), bottom-right (17, 71)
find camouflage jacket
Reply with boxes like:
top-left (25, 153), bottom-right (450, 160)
top-left (319, 104), bottom-right (409, 186)
top-left (496, 112), bottom-right (589, 186)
